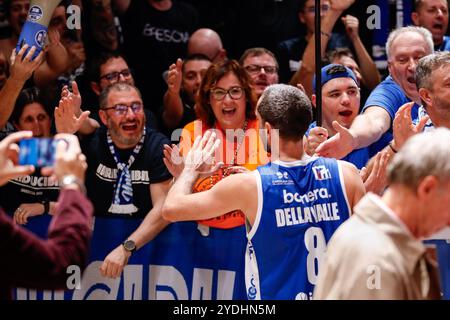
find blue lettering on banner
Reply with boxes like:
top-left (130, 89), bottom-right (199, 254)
top-left (13, 215), bottom-right (247, 300)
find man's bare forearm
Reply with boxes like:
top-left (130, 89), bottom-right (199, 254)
top-left (0, 78), bottom-right (26, 128)
top-left (349, 110), bottom-right (390, 149)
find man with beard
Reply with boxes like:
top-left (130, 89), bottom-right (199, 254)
top-left (162, 54), bottom-right (212, 134)
top-left (68, 83), bottom-right (172, 278)
top-left (412, 0), bottom-right (450, 52)
top-left (316, 26), bottom-right (434, 160)
top-left (388, 51), bottom-right (450, 153)
top-left (239, 47), bottom-right (279, 98)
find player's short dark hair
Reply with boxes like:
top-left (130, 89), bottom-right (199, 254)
top-left (258, 84), bottom-right (312, 141)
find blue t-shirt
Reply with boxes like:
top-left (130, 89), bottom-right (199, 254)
top-left (246, 157), bottom-right (351, 300)
top-left (437, 35), bottom-right (450, 51)
top-left (362, 75), bottom-right (419, 153)
top-left (305, 122), bottom-right (369, 169)
top-left (363, 75), bottom-right (419, 122)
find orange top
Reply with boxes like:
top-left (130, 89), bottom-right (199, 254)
top-left (179, 119), bottom-right (269, 229)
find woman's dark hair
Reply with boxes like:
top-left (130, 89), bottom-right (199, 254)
top-left (10, 87), bottom-right (52, 124)
top-left (196, 59), bottom-right (257, 127)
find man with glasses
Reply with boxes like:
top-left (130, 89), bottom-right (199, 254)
top-left (239, 47), bottom-right (279, 98)
top-left (79, 52), bottom-right (158, 129)
top-left (67, 82), bottom-right (172, 278)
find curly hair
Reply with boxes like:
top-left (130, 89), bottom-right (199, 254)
top-left (196, 59), bottom-right (257, 127)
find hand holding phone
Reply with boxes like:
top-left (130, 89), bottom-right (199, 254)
top-left (0, 131), bottom-right (35, 187)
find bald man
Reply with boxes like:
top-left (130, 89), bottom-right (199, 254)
top-left (188, 28), bottom-right (227, 63)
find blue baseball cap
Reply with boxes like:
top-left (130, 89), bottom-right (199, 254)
top-left (313, 64), bottom-right (359, 92)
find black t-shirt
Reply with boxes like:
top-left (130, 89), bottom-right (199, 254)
top-left (120, 0), bottom-right (199, 114)
top-left (0, 171), bottom-right (60, 213)
top-left (159, 91), bottom-right (196, 139)
top-left (276, 33), bottom-right (350, 84)
top-left (81, 127), bottom-right (172, 218)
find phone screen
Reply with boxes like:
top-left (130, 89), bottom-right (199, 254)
top-left (18, 138), bottom-right (57, 167)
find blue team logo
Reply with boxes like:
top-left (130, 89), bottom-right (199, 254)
top-left (28, 6), bottom-right (43, 22)
top-left (312, 165), bottom-right (331, 181)
top-left (35, 30), bottom-right (47, 48)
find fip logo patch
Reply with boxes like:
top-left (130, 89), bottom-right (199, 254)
top-left (312, 165), bottom-right (331, 181)
top-left (28, 6), bottom-right (43, 22)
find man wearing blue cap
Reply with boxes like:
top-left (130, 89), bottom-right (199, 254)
top-left (315, 26), bottom-right (434, 160)
top-left (305, 64), bottom-right (370, 169)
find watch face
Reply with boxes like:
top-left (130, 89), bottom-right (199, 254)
top-left (123, 240), bottom-right (136, 252)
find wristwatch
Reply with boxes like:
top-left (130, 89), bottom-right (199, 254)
top-left (60, 175), bottom-right (87, 195)
top-left (122, 239), bottom-right (137, 253)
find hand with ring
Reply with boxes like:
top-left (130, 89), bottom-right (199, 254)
top-left (14, 203), bottom-right (46, 225)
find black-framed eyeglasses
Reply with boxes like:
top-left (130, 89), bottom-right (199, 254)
top-left (210, 86), bottom-right (244, 101)
top-left (244, 64), bottom-right (278, 75)
top-left (100, 69), bottom-right (132, 82)
top-left (102, 103), bottom-right (144, 116)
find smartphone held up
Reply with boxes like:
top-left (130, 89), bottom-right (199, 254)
top-left (18, 138), bottom-right (58, 167)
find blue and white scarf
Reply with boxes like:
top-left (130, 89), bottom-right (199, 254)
top-left (107, 127), bottom-right (146, 215)
top-left (416, 106), bottom-right (435, 132)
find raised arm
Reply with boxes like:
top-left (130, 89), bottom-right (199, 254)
top-left (33, 29), bottom-right (70, 88)
top-left (290, 0), bottom-right (355, 96)
top-left (55, 81), bottom-right (99, 135)
top-left (341, 15), bottom-right (380, 89)
top-left (0, 46), bottom-right (43, 129)
top-left (162, 58), bottom-right (185, 130)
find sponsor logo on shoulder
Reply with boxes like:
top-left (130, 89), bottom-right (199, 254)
top-left (273, 171), bottom-right (293, 185)
top-left (312, 165), bottom-right (331, 180)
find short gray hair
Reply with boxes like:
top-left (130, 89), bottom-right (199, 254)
top-left (385, 26), bottom-right (434, 61)
top-left (416, 51), bottom-right (450, 91)
top-left (388, 128), bottom-right (450, 190)
top-left (99, 83), bottom-right (142, 109)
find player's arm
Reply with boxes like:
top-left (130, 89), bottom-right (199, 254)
top-left (338, 160), bottom-right (365, 210)
top-left (162, 170), bottom-right (257, 223)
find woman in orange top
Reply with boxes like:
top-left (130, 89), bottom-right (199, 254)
top-left (170, 60), bottom-right (269, 229)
